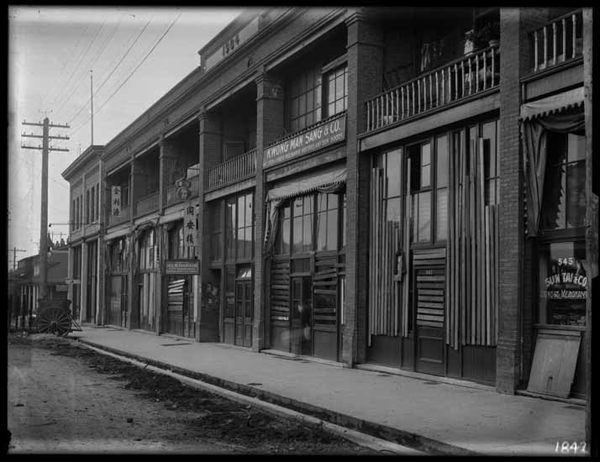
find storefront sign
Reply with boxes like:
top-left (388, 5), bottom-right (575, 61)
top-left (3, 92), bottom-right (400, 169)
top-left (263, 113), bottom-right (346, 168)
top-left (111, 186), bottom-right (122, 216)
top-left (183, 202), bottom-right (197, 248)
top-left (164, 259), bottom-right (200, 275)
top-left (543, 257), bottom-right (587, 300)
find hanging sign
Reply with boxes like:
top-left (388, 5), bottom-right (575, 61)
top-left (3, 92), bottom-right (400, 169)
top-left (111, 186), bottom-right (122, 216)
top-left (263, 113), bottom-right (346, 168)
top-left (183, 202), bottom-right (197, 248)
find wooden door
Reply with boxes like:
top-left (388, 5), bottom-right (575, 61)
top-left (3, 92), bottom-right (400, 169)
top-left (235, 280), bottom-right (253, 348)
top-left (414, 266), bottom-right (446, 376)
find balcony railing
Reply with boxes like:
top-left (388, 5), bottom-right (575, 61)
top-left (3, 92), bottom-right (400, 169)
top-left (532, 9), bottom-right (583, 72)
top-left (166, 174), bottom-right (200, 207)
top-left (365, 46), bottom-right (500, 133)
top-left (108, 205), bottom-right (130, 227)
top-left (207, 148), bottom-right (256, 190)
top-left (135, 192), bottom-right (159, 217)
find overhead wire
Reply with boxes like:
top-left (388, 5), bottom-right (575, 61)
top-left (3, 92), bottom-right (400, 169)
top-left (70, 11), bottom-right (181, 137)
top-left (67, 14), bottom-right (153, 126)
top-left (54, 11), bottom-right (126, 117)
top-left (49, 14), bottom-right (108, 112)
top-left (40, 20), bottom-right (93, 109)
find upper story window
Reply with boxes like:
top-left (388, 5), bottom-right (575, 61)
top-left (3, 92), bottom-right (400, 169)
top-left (323, 64), bottom-right (348, 118)
top-left (287, 56), bottom-right (348, 133)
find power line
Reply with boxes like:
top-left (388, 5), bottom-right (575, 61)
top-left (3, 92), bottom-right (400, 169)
top-left (40, 20), bottom-right (93, 109)
top-left (54, 12), bottom-right (126, 117)
top-left (50, 15), bottom-right (108, 111)
top-left (70, 11), bottom-right (181, 137)
top-left (67, 15), bottom-right (153, 125)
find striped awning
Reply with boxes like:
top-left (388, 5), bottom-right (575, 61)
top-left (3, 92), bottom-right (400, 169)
top-left (266, 167), bottom-right (346, 202)
top-left (520, 87), bottom-right (584, 121)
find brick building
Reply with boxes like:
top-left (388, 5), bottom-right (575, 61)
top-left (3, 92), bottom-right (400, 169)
top-left (62, 7), bottom-right (593, 400)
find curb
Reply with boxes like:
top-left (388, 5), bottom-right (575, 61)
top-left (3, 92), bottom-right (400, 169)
top-left (75, 337), bottom-right (477, 456)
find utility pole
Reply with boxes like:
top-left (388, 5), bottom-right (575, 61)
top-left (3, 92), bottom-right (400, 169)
top-left (21, 117), bottom-right (69, 301)
top-left (10, 247), bottom-right (26, 272)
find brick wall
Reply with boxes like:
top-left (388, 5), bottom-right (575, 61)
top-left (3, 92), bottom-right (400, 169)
top-left (254, 72), bottom-right (284, 352)
top-left (496, 7), bottom-right (549, 394)
top-left (344, 11), bottom-right (384, 366)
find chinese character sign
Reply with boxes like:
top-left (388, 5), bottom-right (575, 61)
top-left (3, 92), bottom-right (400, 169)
top-left (184, 202), bottom-right (197, 248)
top-left (111, 186), bottom-right (121, 216)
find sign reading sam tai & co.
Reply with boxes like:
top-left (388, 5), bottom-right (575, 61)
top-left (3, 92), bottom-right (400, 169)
top-left (164, 259), bottom-right (200, 275)
top-left (263, 113), bottom-right (346, 168)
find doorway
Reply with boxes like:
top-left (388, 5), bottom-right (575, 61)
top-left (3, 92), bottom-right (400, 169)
top-left (414, 265), bottom-right (446, 376)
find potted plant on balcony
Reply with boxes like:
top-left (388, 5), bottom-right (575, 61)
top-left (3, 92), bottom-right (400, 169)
top-left (468, 20), bottom-right (500, 49)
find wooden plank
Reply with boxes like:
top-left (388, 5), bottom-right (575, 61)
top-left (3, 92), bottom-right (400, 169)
top-left (479, 139), bottom-right (486, 346)
top-left (418, 295), bottom-right (444, 303)
top-left (418, 308), bottom-right (445, 315)
top-left (413, 251), bottom-right (447, 260)
top-left (369, 168), bottom-right (374, 342)
top-left (417, 320), bottom-right (444, 328)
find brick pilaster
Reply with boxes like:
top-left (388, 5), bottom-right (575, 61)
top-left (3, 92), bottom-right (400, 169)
top-left (496, 7), bottom-right (548, 394)
top-left (344, 10), bottom-right (384, 366)
top-left (254, 71), bottom-right (284, 352)
top-left (197, 108), bottom-right (222, 342)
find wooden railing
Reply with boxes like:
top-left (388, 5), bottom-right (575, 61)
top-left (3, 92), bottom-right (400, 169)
top-left (532, 9), bottom-right (583, 72)
top-left (165, 175), bottom-right (200, 206)
top-left (365, 46), bottom-right (500, 133)
top-left (108, 205), bottom-right (130, 227)
top-left (207, 149), bottom-right (256, 190)
top-left (135, 192), bottom-right (159, 217)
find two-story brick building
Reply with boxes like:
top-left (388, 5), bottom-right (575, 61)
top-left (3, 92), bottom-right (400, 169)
top-left (63, 7), bottom-right (593, 401)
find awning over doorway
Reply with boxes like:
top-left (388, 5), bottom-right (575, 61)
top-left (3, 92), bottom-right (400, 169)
top-left (264, 166), bottom-right (347, 256)
top-left (520, 87), bottom-right (584, 121)
top-left (266, 167), bottom-right (347, 202)
top-left (520, 87), bottom-right (586, 237)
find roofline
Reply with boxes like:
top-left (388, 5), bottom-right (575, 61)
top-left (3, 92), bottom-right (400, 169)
top-left (61, 144), bottom-right (104, 180)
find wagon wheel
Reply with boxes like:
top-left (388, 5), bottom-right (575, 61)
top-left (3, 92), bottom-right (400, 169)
top-left (35, 307), bottom-right (72, 336)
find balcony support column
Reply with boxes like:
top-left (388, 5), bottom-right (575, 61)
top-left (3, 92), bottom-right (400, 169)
top-left (254, 71), bottom-right (284, 352)
top-left (344, 10), bottom-right (384, 367)
top-left (158, 136), bottom-right (179, 215)
top-left (196, 108), bottom-right (222, 342)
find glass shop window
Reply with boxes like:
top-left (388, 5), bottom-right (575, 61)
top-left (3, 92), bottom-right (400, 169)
top-left (538, 240), bottom-right (587, 326)
top-left (540, 132), bottom-right (586, 231)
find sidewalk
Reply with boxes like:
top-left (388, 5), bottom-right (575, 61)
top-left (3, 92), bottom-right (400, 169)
top-left (71, 325), bottom-right (585, 455)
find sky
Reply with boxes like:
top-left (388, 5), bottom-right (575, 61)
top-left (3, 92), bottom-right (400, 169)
top-left (7, 6), bottom-right (244, 269)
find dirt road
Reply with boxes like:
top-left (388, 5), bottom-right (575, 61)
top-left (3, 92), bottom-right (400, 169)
top-left (7, 334), bottom-right (377, 454)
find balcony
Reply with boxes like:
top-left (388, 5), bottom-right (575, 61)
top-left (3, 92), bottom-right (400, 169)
top-left (108, 205), bottom-right (130, 227)
top-left (365, 46), bottom-right (500, 133)
top-left (207, 148), bottom-right (256, 190)
top-left (532, 10), bottom-right (583, 73)
top-left (165, 175), bottom-right (200, 207)
top-left (135, 192), bottom-right (159, 217)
